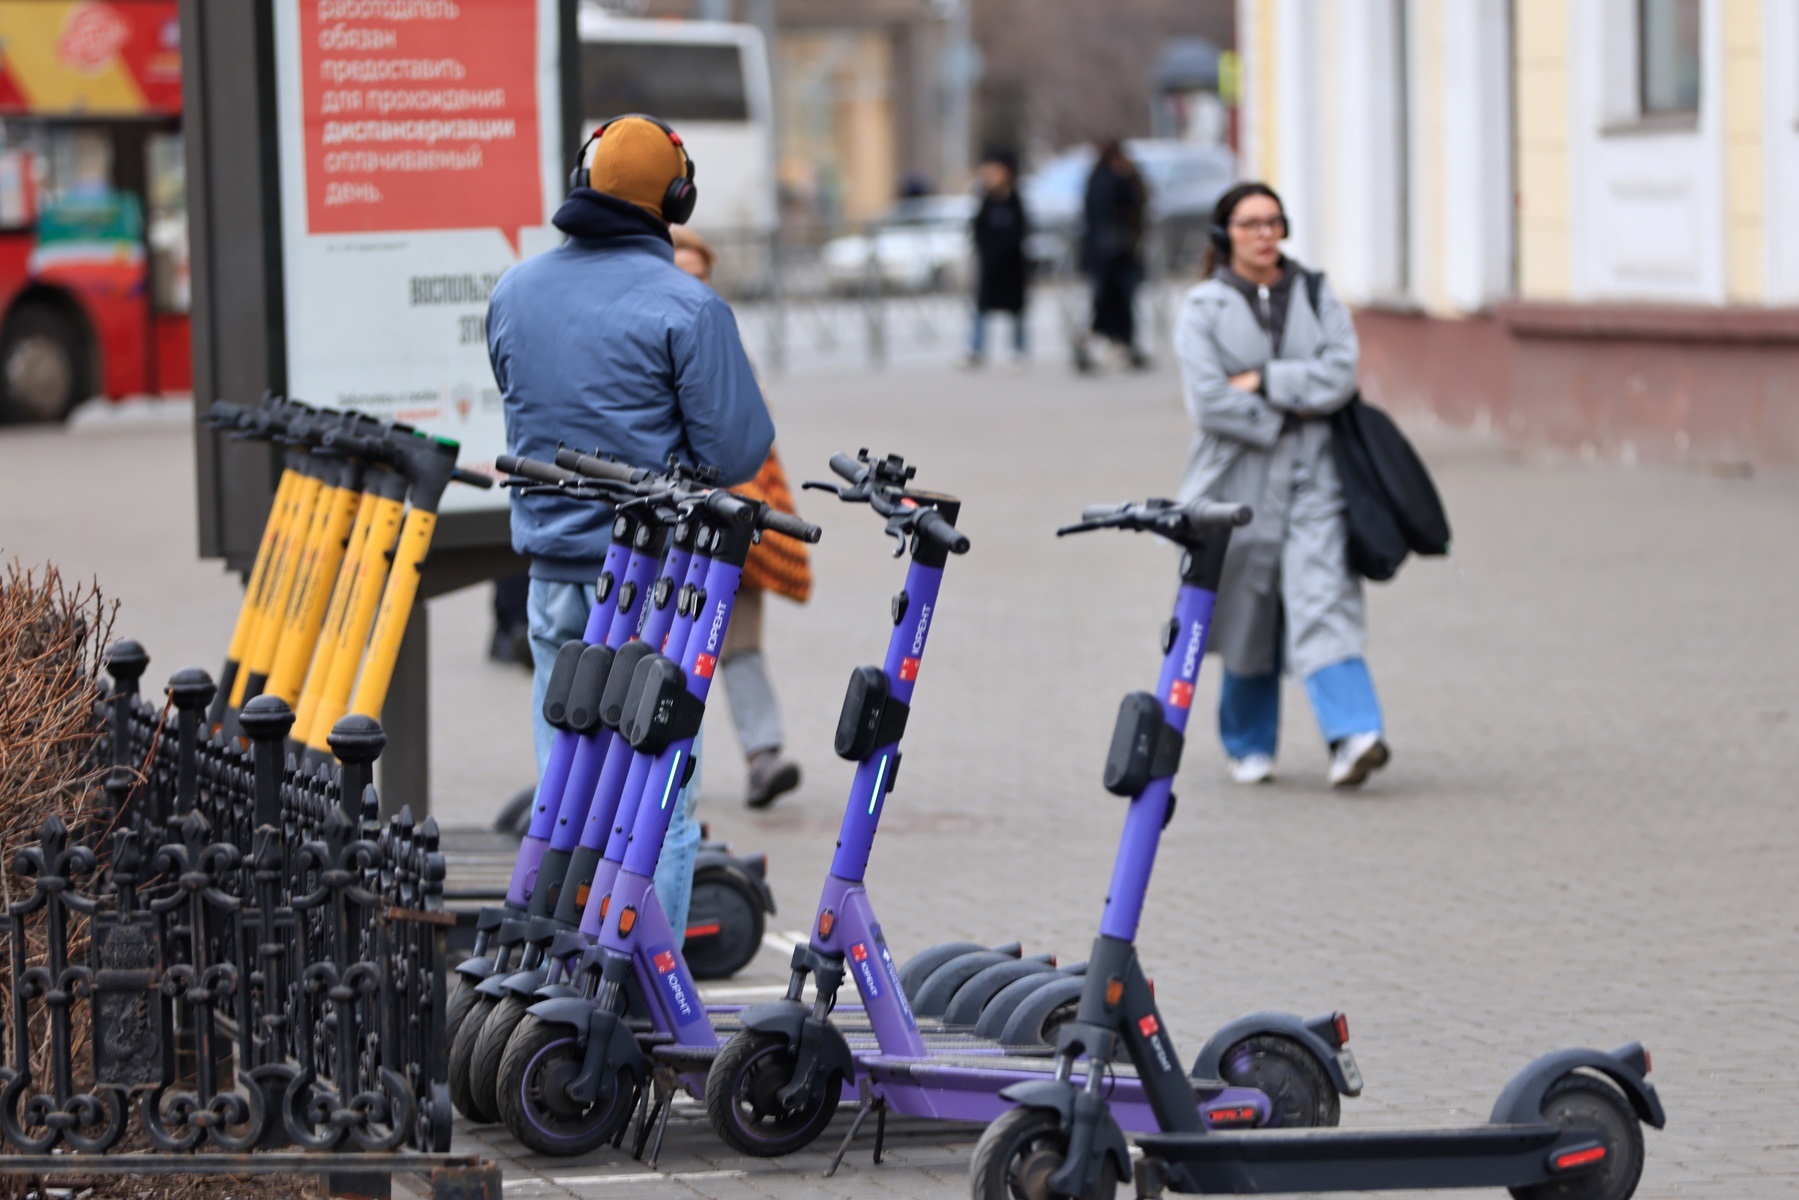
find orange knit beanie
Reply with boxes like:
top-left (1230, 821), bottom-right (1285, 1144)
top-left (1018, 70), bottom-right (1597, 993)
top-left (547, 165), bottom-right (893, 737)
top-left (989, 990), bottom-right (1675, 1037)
top-left (584, 116), bottom-right (688, 221)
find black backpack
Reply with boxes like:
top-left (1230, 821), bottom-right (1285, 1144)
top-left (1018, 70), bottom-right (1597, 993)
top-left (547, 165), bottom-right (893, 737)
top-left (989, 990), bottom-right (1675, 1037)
top-left (1303, 272), bottom-right (1452, 581)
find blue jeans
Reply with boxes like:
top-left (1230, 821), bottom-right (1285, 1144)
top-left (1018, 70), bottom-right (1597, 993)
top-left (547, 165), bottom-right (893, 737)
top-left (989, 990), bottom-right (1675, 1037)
top-left (1218, 657), bottom-right (1383, 759)
top-left (969, 306), bottom-right (1027, 359)
top-left (528, 576), bottom-right (704, 943)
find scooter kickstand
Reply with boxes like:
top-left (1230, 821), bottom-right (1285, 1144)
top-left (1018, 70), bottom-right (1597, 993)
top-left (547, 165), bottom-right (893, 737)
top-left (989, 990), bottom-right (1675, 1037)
top-left (823, 1078), bottom-right (886, 1178)
top-left (619, 1081), bottom-right (650, 1151)
top-left (643, 1068), bottom-right (678, 1170)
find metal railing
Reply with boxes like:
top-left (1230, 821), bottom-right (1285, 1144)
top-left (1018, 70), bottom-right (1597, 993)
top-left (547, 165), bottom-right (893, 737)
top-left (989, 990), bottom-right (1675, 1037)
top-left (0, 639), bottom-right (467, 1181)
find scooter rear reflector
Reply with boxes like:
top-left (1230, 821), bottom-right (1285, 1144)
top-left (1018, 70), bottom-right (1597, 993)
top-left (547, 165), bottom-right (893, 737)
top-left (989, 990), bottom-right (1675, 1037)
top-left (1205, 1105), bottom-right (1259, 1128)
top-left (618, 906), bottom-right (637, 935)
top-left (1334, 1012), bottom-right (1351, 1045)
top-left (1552, 1145), bottom-right (1607, 1171)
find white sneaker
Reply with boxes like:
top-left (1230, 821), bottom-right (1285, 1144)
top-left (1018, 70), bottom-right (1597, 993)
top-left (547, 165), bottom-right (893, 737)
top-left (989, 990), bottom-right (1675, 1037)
top-left (1228, 754), bottom-right (1275, 785)
top-left (1329, 733), bottom-right (1390, 788)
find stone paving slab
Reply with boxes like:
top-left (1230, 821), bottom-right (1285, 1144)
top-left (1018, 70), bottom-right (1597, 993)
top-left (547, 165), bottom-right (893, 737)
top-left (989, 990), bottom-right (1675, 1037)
top-left (5, 358), bottom-right (1796, 1199)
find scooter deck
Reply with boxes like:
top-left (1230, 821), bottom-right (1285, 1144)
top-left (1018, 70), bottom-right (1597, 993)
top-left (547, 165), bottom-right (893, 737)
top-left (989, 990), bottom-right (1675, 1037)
top-left (1135, 1123), bottom-right (1566, 1193)
top-left (850, 1050), bottom-right (1180, 1129)
top-left (648, 1031), bottom-right (1044, 1074)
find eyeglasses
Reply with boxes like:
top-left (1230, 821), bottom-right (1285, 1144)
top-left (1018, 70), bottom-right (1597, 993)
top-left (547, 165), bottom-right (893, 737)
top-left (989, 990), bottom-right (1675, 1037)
top-left (1229, 217), bottom-right (1285, 235)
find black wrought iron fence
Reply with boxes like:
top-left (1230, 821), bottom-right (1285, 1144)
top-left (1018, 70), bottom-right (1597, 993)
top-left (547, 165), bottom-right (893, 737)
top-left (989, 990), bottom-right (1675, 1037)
top-left (0, 638), bottom-right (454, 1161)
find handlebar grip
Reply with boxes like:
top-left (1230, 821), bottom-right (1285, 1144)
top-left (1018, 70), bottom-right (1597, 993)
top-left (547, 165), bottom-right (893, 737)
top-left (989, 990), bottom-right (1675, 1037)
top-left (916, 508), bottom-right (971, 554)
top-left (1080, 502), bottom-right (1129, 522)
top-left (452, 467), bottom-right (495, 489)
top-left (829, 453), bottom-right (865, 484)
top-left (759, 508), bottom-right (823, 544)
top-left (496, 454), bottom-right (579, 485)
top-left (1185, 501), bottom-right (1253, 529)
top-left (553, 448), bottom-right (643, 483)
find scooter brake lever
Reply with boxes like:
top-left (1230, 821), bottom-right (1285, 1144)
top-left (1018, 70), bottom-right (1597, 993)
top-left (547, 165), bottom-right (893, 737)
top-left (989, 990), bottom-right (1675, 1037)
top-left (801, 480), bottom-right (847, 497)
top-left (882, 513), bottom-right (910, 556)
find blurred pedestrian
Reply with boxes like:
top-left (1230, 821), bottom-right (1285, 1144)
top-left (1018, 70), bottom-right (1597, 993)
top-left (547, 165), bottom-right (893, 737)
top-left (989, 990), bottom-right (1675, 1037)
top-left (1174, 181), bottom-right (1390, 789)
top-left (672, 226), bottom-right (810, 809)
top-left (963, 151), bottom-right (1030, 371)
top-left (1074, 140), bottom-right (1150, 373)
top-left (488, 571), bottom-right (532, 668)
top-left (488, 115), bottom-right (775, 939)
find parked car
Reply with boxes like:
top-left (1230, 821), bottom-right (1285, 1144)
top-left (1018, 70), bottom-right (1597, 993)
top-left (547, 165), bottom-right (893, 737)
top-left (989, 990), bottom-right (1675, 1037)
top-left (821, 195), bottom-right (977, 294)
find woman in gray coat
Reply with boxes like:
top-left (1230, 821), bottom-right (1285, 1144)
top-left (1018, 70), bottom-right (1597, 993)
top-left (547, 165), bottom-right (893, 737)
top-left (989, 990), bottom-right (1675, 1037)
top-left (1173, 181), bottom-right (1390, 789)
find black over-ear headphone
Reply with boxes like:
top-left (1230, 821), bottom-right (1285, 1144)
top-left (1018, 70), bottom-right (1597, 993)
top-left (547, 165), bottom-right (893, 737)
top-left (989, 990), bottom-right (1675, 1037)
top-left (568, 113), bottom-right (699, 225)
top-left (1209, 184), bottom-right (1289, 259)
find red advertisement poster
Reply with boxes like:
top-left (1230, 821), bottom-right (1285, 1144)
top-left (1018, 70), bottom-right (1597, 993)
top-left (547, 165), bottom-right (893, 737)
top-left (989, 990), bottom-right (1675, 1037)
top-left (293, 0), bottom-right (542, 240)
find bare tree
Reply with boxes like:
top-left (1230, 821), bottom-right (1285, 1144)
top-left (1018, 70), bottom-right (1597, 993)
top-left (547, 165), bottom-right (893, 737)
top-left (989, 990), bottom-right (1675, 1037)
top-left (972, 0), bottom-right (1233, 158)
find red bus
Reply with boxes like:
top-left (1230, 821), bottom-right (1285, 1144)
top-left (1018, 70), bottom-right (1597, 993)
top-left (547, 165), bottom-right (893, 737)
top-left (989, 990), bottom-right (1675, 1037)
top-left (0, 0), bottom-right (188, 422)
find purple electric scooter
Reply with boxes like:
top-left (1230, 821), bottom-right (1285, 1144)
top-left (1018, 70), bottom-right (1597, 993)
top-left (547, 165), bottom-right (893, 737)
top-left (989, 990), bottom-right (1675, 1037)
top-left (967, 497), bottom-right (1662, 1200)
top-left (490, 469), bottom-right (825, 1156)
top-left (700, 461), bottom-right (1353, 1169)
top-left (447, 461), bottom-right (717, 1123)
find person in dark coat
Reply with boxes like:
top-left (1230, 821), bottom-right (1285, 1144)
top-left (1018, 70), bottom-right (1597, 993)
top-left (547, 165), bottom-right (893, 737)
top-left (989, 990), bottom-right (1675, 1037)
top-left (965, 151), bottom-right (1030, 368)
top-left (1074, 140), bottom-right (1150, 372)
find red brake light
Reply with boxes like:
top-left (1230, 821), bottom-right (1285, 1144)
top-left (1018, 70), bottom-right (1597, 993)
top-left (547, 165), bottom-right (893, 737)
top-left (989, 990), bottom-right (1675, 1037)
top-left (1334, 1012), bottom-right (1351, 1046)
top-left (1553, 1146), bottom-right (1607, 1171)
top-left (1642, 1048), bottom-right (1652, 1075)
top-left (685, 922), bottom-right (722, 938)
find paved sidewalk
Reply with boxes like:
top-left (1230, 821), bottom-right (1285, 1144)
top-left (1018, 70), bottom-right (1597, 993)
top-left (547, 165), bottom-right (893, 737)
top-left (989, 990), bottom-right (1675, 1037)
top-left (4, 359), bottom-right (1796, 1198)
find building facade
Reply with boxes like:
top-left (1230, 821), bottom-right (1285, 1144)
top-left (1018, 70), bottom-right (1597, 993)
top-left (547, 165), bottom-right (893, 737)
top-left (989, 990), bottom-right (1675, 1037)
top-left (1236, 0), bottom-right (1799, 468)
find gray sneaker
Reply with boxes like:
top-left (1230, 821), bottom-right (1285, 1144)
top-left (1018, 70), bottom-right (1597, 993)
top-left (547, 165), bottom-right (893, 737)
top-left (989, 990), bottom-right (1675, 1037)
top-left (1329, 733), bottom-right (1390, 789)
top-left (745, 750), bottom-right (802, 809)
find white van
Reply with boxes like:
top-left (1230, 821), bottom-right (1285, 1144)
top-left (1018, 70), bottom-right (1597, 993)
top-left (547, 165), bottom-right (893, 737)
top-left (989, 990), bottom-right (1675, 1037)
top-left (577, 10), bottom-right (777, 238)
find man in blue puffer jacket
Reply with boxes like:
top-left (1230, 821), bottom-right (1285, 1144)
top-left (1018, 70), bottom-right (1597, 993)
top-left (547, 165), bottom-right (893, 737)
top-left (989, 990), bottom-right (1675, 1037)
top-left (487, 114), bottom-right (774, 942)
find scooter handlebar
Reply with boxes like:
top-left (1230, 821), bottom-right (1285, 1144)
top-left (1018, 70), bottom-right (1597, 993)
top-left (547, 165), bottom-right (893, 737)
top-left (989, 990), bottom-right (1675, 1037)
top-left (915, 508), bottom-right (970, 554)
top-left (451, 466), bottom-right (495, 489)
top-left (1186, 501), bottom-right (1253, 529)
top-left (829, 453), bottom-right (865, 484)
top-left (760, 507), bottom-right (823, 544)
top-left (496, 454), bottom-right (580, 485)
top-left (552, 448), bottom-right (646, 483)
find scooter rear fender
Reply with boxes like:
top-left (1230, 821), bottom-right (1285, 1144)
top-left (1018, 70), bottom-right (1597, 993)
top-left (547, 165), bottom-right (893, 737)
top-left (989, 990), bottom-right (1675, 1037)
top-left (1489, 1043), bottom-right (1665, 1130)
top-left (999, 1080), bottom-right (1132, 1192)
top-left (1189, 1011), bottom-right (1361, 1097)
top-left (695, 849), bottom-right (776, 915)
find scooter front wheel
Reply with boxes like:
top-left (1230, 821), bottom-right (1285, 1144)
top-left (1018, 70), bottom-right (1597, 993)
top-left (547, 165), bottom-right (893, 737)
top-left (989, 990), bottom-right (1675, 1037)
top-left (444, 981), bottom-right (483, 1051)
top-left (495, 1015), bottom-right (637, 1157)
top-left (1508, 1074), bottom-right (1644, 1200)
top-left (968, 1106), bottom-right (1118, 1200)
top-left (704, 1030), bottom-right (841, 1157)
top-left (1218, 1034), bottom-right (1340, 1128)
top-left (449, 995), bottom-right (501, 1122)
top-left (467, 993), bottom-right (534, 1122)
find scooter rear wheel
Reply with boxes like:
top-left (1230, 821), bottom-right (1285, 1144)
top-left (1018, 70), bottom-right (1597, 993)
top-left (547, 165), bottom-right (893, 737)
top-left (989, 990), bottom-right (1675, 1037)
top-left (1508, 1074), bottom-right (1644, 1200)
top-left (684, 871), bottom-right (766, 980)
top-left (968, 1106), bottom-right (1118, 1200)
top-left (496, 1015), bottom-right (637, 1157)
top-left (704, 1030), bottom-right (841, 1157)
top-left (1218, 1034), bottom-right (1339, 1128)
